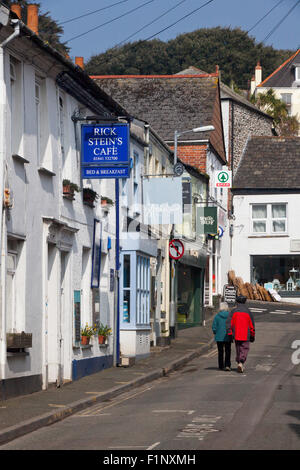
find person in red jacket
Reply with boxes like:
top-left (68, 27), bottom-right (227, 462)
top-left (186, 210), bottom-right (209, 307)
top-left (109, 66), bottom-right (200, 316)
top-left (226, 295), bottom-right (255, 373)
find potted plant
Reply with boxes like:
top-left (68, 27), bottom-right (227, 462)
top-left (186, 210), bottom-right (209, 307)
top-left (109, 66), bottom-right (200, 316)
top-left (101, 196), bottom-right (114, 206)
top-left (80, 323), bottom-right (95, 345)
top-left (83, 187), bottom-right (99, 207)
top-left (97, 323), bottom-right (112, 344)
top-left (63, 179), bottom-right (81, 200)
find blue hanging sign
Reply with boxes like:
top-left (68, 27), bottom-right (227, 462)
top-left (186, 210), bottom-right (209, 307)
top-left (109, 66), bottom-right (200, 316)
top-left (81, 123), bottom-right (130, 166)
top-left (82, 166), bottom-right (130, 179)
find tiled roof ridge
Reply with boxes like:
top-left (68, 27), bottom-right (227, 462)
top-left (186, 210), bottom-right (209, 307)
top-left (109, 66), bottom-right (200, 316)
top-left (91, 73), bottom-right (219, 79)
top-left (258, 49), bottom-right (300, 87)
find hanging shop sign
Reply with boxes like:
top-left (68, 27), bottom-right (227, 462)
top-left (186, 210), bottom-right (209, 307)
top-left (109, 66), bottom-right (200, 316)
top-left (169, 239), bottom-right (184, 260)
top-left (196, 207), bottom-right (218, 235)
top-left (81, 123), bottom-right (130, 179)
top-left (215, 170), bottom-right (232, 188)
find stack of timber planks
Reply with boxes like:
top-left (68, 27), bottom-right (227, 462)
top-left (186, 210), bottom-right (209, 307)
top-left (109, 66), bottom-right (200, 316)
top-left (227, 270), bottom-right (275, 302)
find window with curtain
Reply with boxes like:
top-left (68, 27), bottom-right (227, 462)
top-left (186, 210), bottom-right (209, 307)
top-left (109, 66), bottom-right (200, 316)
top-left (251, 203), bottom-right (287, 234)
top-left (252, 204), bottom-right (267, 233)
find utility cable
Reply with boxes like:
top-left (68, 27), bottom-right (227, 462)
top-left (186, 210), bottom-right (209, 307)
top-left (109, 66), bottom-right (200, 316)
top-left (113, 0), bottom-right (190, 50)
top-left (262, 0), bottom-right (300, 43)
top-left (246, 0), bottom-right (285, 33)
top-left (142, 0), bottom-right (215, 42)
top-left (59, 0), bottom-right (132, 26)
top-left (65, 0), bottom-right (155, 43)
top-left (92, 0), bottom-right (215, 69)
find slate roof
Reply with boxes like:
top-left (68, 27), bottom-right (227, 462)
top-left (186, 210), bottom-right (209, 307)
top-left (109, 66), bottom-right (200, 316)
top-left (258, 49), bottom-right (300, 88)
top-left (233, 136), bottom-right (300, 190)
top-left (92, 73), bottom-right (226, 162)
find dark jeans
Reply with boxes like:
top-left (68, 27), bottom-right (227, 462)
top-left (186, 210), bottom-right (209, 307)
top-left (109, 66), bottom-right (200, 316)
top-left (217, 341), bottom-right (231, 369)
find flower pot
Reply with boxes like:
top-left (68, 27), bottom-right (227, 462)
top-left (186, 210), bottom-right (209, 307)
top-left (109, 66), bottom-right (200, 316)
top-left (81, 336), bottom-right (90, 345)
top-left (98, 335), bottom-right (106, 344)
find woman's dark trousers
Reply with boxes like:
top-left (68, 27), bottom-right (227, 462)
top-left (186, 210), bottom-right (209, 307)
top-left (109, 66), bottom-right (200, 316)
top-left (217, 341), bottom-right (231, 369)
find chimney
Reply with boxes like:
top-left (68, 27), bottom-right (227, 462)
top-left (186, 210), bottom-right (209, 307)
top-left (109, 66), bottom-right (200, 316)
top-left (11, 3), bottom-right (21, 19)
top-left (255, 61), bottom-right (262, 87)
top-left (27, 4), bottom-right (38, 35)
top-left (250, 75), bottom-right (256, 95)
top-left (75, 57), bottom-right (84, 69)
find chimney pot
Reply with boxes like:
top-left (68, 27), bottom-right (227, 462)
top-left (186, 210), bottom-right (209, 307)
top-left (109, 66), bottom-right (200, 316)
top-left (27, 4), bottom-right (39, 35)
top-left (75, 57), bottom-right (84, 69)
top-left (11, 3), bottom-right (21, 19)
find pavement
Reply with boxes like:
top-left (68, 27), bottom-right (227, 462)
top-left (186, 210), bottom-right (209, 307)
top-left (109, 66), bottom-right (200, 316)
top-left (0, 316), bottom-right (215, 446)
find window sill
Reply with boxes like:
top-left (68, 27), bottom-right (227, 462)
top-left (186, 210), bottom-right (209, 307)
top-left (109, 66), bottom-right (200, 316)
top-left (12, 154), bottom-right (29, 164)
top-left (7, 350), bottom-right (30, 357)
top-left (248, 234), bottom-right (289, 238)
top-left (38, 167), bottom-right (56, 177)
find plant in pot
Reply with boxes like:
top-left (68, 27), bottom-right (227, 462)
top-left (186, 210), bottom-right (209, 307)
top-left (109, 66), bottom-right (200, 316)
top-left (63, 179), bottom-right (81, 200)
top-left (101, 196), bottom-right (114, 206)
top-left (80, 323), bottom-right (95, 345)
top-left (97, 323), bottom-right (112, 345)
top-left (83, 187), bottom-right (99, 207)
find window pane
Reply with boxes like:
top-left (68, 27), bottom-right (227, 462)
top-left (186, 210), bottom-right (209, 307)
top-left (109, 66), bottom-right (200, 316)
top-left (252, 205), bottom-right (267, 219)
top-left (272, 220), bottom-right (286, 232)
top-left (123, 290), bottom-right (130, 323)
top-left (272, 204), bottom-right (286, 218)
top-left (253, 221), bottom-right (266, 232)
top-left (123, 255), bottom-right (130, 288)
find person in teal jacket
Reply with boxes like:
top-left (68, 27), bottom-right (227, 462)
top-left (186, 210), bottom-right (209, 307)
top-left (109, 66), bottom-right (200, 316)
top-left (212, 302), bottom-right (232, 371)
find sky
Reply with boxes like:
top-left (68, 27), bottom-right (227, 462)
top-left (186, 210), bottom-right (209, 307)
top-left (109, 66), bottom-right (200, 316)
top-left (37, 0), bottom-right (300, 61)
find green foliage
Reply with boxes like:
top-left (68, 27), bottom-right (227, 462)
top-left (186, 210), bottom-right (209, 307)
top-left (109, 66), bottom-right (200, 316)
top-left (85, 27), bottom-right (293, 89)
top-left (252, 88), bottom-right (299, 136)
top-left (4, 0), bottom-right (69, 55)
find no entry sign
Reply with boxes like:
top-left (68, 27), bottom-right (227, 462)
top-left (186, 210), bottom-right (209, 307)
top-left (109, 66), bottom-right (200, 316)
top-left (169, 239), bottom-right (184, 260)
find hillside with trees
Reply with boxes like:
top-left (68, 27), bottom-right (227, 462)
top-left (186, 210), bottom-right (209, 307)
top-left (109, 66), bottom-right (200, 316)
top-left (86, 27), bottom-right (293, 89)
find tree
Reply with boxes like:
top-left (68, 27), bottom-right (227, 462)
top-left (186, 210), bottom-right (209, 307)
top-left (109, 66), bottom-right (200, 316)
top-left (251, 88), bottom-right (299, 136)
top-left (4, 1), bottom-right (69, 55)
top-left (85, 27), bottom-right (293, 90)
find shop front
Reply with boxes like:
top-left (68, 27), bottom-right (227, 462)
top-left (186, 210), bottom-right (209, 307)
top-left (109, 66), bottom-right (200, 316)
top-left (176, 251), bottom-right (206, 329)
top-left (251, 254), bottom-right (300, 300)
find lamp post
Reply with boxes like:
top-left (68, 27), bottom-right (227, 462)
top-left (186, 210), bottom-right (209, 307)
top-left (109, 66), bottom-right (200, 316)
top-left (170, 125), bottom-right (215, 338)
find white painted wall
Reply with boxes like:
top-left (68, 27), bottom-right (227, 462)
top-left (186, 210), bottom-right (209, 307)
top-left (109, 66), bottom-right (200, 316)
top-left (231, 193), bottom-right (300, 283)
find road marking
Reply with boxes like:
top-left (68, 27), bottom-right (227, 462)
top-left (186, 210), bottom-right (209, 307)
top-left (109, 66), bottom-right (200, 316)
top-left (270, 311), bottom-right (287, 315)
top-left (249, 308), bottom-right (266, 311)
top-left (108, 446), bottom-right (146, 449)
top-left (147, 442), bottom-right (160, 450)
top-left (76, 386), bottom-right (153, 416)
top-left (202, 349), bottom-right (218, 358)
top-left (48, 404), bottom-right (66, 408)
top-left (177, 415), bottom-right (221, 441)
top-left (292, 312), bottom-right (300, 316)
top-left (273, 310), bottom-right (290, 313)
top-left (152, 410), bottom-right (195, 415)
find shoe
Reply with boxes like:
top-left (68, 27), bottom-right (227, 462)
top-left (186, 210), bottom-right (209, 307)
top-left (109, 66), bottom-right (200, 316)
top-left (237, 363), bottom-right (244, 373)
top-left (225, 366), bottom-right (231, 371)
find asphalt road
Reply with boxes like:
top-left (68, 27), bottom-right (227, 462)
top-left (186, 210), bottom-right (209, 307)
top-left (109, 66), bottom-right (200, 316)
top-left (1, 303), bottom-right (300, 451)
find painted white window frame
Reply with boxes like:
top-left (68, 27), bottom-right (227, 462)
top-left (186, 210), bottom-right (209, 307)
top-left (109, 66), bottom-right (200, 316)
top-left (251, 203), bottom-right (287, 235)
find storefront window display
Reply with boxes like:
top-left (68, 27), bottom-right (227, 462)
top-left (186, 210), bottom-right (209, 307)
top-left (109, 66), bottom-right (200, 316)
top-left (251, 255), bottom-right (300, 292)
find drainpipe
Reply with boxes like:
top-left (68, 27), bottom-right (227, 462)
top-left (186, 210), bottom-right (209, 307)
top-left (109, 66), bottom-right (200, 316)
top-left (0, 19), bottom-right (21, 380)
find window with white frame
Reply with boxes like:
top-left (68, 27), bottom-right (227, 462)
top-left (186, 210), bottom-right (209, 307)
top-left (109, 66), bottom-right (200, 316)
top-left (251, 203), bottom-right (287, 234)
top-left (6, 238), bottom-right (25, 333)
top-left (281, 93), bottom-right (292, 115)
top-left (295, 65), bottom-right (300, 81)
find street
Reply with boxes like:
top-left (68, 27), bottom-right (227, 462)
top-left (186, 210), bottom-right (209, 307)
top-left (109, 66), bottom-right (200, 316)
top-left (1, 302), bottom-right (299, 451)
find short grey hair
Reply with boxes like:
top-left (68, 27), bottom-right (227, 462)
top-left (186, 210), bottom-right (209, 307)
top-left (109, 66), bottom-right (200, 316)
top-left (220, 302), bottom-right (229, 310)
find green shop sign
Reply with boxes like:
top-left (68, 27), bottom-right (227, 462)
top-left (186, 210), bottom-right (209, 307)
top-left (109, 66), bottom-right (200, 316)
top-left (196, 207), bottom-right (218, 234)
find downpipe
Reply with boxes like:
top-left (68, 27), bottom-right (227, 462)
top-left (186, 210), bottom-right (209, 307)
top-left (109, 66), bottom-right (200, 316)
top-left (0, 20), bottom-right (21, 380)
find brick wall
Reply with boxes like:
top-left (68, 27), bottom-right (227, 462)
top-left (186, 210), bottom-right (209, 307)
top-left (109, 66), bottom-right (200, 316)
top-left (169, 143), bottom-right (208, 173)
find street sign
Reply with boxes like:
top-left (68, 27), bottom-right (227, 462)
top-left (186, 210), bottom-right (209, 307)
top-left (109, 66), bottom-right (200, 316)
top-left (174, 162), bottom-right (184, 176)
top-left (218, 225), bottom-right (224, 238)
top-left (215, 170), bottom-right (232, 188)
top-left (223, 284), bottom-right (237, 304)
top-left (169, 239), bottom-right (184, 260)
top-left (81, 123), bottom-right (130, 165)
top-left (82, 166), bottom-right (130, 179)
